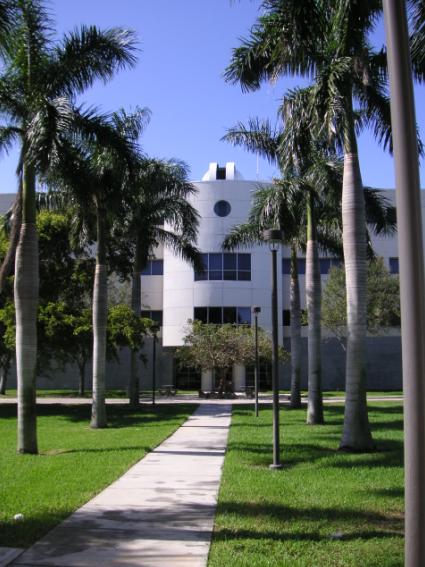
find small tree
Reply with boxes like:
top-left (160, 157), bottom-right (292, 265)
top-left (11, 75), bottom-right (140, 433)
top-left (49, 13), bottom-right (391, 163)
top-left (107, 304), bottom-right (149, 358)
top-left (322, 258), bottom-right (400, 349)
top-left (176, 320), bottom-right (289, 394)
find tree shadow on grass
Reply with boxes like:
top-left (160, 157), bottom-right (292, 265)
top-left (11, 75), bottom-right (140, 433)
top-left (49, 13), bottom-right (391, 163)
top-left (215, 501), bottom-right (403, 536)
top-left (213, 527), bottom-right (402, 544)
top-left (0, 403), bottom-right (194, 427)
top-left (227, 437), bottom-right (403, 470)
top-left (40, 445), bottom-right (153, 456)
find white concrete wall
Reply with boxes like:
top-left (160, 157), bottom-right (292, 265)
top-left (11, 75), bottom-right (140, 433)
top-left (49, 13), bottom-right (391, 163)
top-left (162, 176), bottom-right (283, 346)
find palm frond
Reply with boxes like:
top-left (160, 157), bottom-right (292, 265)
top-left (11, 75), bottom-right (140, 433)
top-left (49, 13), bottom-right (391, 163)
top-left (155, 228), bottom-right (203, 272)
top-left (410, 0), bottom-right (425, 82)
top-left (364, 188), bottom-right (397, 236)
top-left (224, 0), bottom-right (322, 90)
top-left (222, 117), bottom-right (281, 165)
top-left (46, 26), bottom-right (138, 98)
top-left (222, 222), bottom-right (263, 250)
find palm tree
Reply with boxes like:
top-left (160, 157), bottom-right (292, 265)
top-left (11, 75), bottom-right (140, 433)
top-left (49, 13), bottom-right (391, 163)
top-left (0, 0), bottom-right (137, 452)
top-left (224, 0), bottom-right (394, 450)
top-left (223, 115), bottom-right (343, 423)
top-left (223, 183), bottom-right (306, 409)
top-left (121, 157), bottom-right (201, 406)
top-left (45, 109), bottom-right (142, 428)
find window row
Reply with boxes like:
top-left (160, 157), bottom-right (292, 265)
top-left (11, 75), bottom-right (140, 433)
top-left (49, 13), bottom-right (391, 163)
top-left (194, 306), bottom-right (251, 325)
top-left (195, 253), bottom-right (251, 281)
top-left (282, 257), bottom-right (342, 275)
top-left (141, 259), bottom-right (164, 276)
top-left (141, 255), bottom-right (399, 279)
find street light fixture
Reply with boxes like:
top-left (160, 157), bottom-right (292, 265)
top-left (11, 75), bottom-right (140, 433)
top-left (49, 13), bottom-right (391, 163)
top-left (263, 228), bottom-right (283, 469)
top-left (151, 323), bottom-right (160, 406)
top-left (252, 306), bottom-right (261, 417)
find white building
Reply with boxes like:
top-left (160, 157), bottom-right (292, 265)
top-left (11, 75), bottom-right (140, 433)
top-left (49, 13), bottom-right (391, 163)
top-left (140, 162), bottom-right (405, 392)
top-left (0, 164), bottom-right (409, 392)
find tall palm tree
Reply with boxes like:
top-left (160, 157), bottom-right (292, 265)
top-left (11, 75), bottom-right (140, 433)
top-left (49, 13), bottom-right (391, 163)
top-left (224, 115), bottom-right (342, 423)
top-left (45, 109), bottom-right (141, 428)
top-left (224, 0), bottom-right (394, 450)
top-left (0, 0), bottom-right (137, 452)
top-left (121, 157), bottom-right (201, 406)
top-left (223, 183), bottom-right (306, 409)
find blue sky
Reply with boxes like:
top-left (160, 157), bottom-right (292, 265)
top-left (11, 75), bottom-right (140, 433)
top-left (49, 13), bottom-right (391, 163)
top-left (0, 0), bottom-right (424, 192)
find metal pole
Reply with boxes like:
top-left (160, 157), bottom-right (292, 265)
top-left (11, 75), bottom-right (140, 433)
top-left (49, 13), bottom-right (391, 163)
top-left (270, 248), bottom-right (282, 469)
top-left (152, 332), bottom-right (157, 406)
top-left (254, 311), bottom-right (259, 417)
top-left (383, 2), bottom-right (425, 566)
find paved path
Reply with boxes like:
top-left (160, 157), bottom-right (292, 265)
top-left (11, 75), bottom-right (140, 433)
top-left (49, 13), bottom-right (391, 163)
top-left (0, 395), bottom-right (403, 406)
top-left (12, 404), bottom-right (232, 567)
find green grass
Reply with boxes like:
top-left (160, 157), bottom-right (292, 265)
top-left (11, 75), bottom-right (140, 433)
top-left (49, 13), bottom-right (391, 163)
top-left (0, 403), bottom-right (194, 548)
top-left (209, 403), bottom-right (404, 567)
top-left (318, 391), bottom-right (403, 398)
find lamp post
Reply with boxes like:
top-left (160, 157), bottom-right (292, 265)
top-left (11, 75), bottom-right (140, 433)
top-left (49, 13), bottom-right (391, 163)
top-left (263, 229), bottom-right (283, 469)
top-left (151, 323), bottom-right (160, 406)
top-left (252, 306), bottom-right (261, 417)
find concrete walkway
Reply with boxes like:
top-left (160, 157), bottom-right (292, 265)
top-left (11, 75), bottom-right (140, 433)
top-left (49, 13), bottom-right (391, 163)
top-left (12, 404), bottom-right (232, 567)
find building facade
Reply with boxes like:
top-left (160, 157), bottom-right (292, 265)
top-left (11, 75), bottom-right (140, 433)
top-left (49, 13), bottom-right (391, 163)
top-left (0, 164), bottom-right (409, 392)
top-left (140, 162), bottom-right (405, 392)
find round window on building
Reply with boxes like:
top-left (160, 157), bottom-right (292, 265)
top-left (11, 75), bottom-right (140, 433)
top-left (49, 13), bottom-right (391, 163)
top-left (214, 200), bottom-right (231, 217)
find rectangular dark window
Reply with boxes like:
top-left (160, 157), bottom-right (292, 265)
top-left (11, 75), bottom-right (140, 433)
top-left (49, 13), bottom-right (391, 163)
top-left (319, 258), bottom-right (331, 275)
top-left (209, 253), bottom-right (222, 270)
top-left (151, 259), bottom-right (164, 275)
top-left (209, 307), bottom-right (222, 324)
top-left (297, 259), bottom-right (306, 275)
top-left (223, 253), bottom-right (236, 270)
top-left (194, 254), bottom-right (209, 281)
top-left (141, 259), bottom-right (164, 276)
top-left (141, 310), bottom-right (163, 326)
top-left (389, 257), bottom-right (399, 274)
top-left (194, 253), bottom-right (251, 281)
top-left (223, 307), bottom-right (237, 324)
top-left (194, 307), bottom-right (208, 323)
top-left (283, 309), bottom-right (291, 326)
top-left (216, 166), bottom-right (226, 180)
top-left (237, 254), bottom-right (251, 271)
top-left (282, 258), bottom-right (291, 275)
top-left (237, 307), bottom-right (251, 325)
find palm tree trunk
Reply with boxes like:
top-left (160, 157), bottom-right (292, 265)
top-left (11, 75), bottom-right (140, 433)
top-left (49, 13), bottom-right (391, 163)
top-left (0, 365), bottom-right (8, 395)
top-left (90, 204), bottom-right (108, 428)
top-left (15, 162), bottom-right (38, 453)
top-left (306, 191), bottom-right (324, 424)
top-left (340, 98), bottom-right (374, 451)
top-left (289, 243), bottom-right (302, 408)
top-left (129, 244), bottom-right (142, 406)
top-left (78, 359), bottom-right (86, 397)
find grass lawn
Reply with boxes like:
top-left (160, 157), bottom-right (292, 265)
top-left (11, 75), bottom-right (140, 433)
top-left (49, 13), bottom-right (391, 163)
top-left (209, 403), bottom-right (404, 567)
top-left (0, 403), bottom-right (194, 548)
